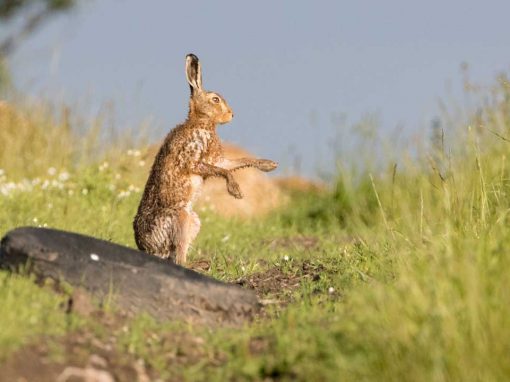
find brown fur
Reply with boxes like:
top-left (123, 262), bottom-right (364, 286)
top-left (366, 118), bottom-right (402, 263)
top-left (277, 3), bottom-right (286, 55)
top-left (133, 54), bottom-right (277, 265)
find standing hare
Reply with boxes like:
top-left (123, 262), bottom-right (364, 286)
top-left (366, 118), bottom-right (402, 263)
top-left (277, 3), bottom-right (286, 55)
top-left (133, 54), bottom-right (278, 265)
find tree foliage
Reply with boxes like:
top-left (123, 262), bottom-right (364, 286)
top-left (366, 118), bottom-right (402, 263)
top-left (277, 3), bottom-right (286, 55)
top-left (0, 0), bottom-right (73, 19)
top-left (0, 0), bottom-right (75, 57)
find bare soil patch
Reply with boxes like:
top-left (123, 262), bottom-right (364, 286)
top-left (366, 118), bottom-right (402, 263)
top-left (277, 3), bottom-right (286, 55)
top-left (235, 260), bottom-right (324, 306)
top-left (0, 309), bottom-right (223, 382)
top-left (1, 326), bottom-right (140, 382)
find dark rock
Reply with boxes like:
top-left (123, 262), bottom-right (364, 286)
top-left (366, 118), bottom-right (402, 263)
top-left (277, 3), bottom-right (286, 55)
top-left (0, 227), bottom-right (259, 324)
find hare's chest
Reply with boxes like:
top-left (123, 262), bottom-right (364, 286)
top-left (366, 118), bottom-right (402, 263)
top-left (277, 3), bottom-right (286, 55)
top-left (202, 135), bottom-right (223, 164)
top-left (187, 175), bottom-right (203, 210)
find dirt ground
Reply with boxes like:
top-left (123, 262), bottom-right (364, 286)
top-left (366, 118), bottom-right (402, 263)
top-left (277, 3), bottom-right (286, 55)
top-left (1, 312), bottom-right (141, 382)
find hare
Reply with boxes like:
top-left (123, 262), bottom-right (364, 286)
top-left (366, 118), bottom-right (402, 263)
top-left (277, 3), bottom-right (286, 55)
top-left (133, 53), bottom-right (278, 265)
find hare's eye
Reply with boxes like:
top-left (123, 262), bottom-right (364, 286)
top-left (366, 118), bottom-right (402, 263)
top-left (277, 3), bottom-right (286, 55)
top-left (212, 96), bottom-right (220, 103)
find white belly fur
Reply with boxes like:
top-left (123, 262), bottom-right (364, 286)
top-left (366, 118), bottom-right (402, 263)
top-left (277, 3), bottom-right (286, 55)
top-left (186, 175), bottom-right (203, 212)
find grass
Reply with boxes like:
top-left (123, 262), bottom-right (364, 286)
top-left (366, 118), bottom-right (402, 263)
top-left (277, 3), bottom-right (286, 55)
top-left (1, 76), bottom-right (510, 380)
top-left (0, 273), bottom-right (80, 359)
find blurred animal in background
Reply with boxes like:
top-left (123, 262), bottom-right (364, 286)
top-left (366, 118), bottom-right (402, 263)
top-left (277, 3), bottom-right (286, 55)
top-left (196, 143), bottom-right (283, 218)
top-left (133, 54), bottom-right (278, 265)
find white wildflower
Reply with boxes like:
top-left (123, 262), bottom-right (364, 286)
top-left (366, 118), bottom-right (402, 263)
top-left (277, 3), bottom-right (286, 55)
top-left (17, 179), bottom-right (33, 192)
top-left (1, 182), bottom-right (16, 195)
top-left (328, 287), bottom-right (335, 294)
top-left (127, 149), bottom-right (141, 157)
top-left (81, 188), bottom-right (89, 195)
top-left (221, 234), bottom-right (230, 242)
top-left (58, 171), bottom-right (70, 182)
top-left (283, 255), bottom-right (290, 261)
top-left (33, 217), bottom-right (38, 223)
top-left (47, 167), bottom-right (57, 176)
top-left (138, 160), bottom-right (146, 167)
top-left (118, 190), bottom-right (130, 199)
top-left (98, 162), bottom-right (109, 172)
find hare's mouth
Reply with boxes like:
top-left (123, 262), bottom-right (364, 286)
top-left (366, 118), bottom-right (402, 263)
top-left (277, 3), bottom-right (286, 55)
top-left (223, 113), bottom-right (234, 124)
top-left (216, 111), bottom-right (233, 125)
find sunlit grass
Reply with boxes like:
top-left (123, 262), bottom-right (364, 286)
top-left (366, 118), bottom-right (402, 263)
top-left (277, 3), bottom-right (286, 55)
top-left (1, 76), bottom-right (510, 380)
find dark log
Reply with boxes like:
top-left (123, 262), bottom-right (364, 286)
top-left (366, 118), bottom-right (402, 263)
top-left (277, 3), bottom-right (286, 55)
top-left (0, 227), bottom-right (259, 324)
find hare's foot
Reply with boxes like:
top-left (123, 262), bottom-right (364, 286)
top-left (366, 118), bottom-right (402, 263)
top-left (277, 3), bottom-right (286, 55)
top-left (153, 251), bottom-right (175, 261)
top-left (216, 157), bottom-right (277, 172)
top-left (227, 178), bottom-right (243, 199)
top-left (255, 159), bottom-right (278, 172)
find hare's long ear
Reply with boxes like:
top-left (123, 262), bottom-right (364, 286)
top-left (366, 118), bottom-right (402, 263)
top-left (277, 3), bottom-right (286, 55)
top-left (185, 53), bottom-right (203, 96)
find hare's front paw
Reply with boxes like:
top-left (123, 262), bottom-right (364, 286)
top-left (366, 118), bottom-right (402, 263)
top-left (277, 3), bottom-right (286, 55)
top-left (256, 159), bottom-right (278, 172)
top-left (227, 181), bottom-right (243, 199)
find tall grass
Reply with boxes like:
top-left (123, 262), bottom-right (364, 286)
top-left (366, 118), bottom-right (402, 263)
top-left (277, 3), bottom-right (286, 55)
top-left (272, 75), bottom-right (510, 381)
top-left (0, 99), bottom-right (150, 182)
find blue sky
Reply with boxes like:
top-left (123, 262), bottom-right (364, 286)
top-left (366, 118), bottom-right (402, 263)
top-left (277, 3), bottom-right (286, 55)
top-left (5, 0), bottom-right (510, 176)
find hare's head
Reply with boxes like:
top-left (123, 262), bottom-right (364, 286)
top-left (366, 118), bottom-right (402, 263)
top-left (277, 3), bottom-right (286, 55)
top-left (186, 54), bottom-right (233, 125)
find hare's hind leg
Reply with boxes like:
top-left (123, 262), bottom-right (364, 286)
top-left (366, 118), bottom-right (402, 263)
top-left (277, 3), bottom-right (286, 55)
top-left (134, 212), bottom-right (179, 261)
top-left (175, 209), bottom-right (201, 265)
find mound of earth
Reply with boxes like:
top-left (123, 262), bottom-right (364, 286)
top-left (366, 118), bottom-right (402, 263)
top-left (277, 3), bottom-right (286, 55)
top-left (197, 143), bottom-right (285, 218)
